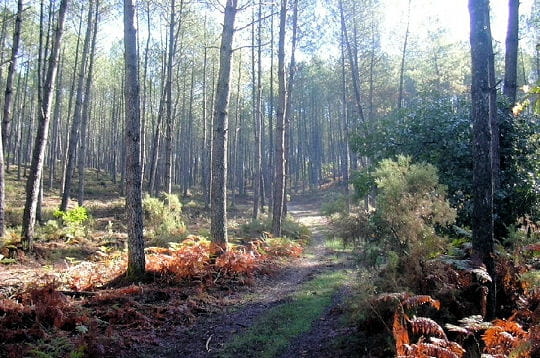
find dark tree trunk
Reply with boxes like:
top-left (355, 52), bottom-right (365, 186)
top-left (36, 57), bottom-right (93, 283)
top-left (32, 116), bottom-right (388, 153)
top-left (468, 0), bottom-right (497, 319)
top-left (211, 0), bottom-right (238, 247)
top-left (123, 0), bottom-right (145, 279)
top-left (22, 0), bottom-right (69, 250)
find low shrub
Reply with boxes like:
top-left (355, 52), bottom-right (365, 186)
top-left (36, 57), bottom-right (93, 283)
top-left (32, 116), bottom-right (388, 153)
top-left (41, 206), bottom-right (92, 241)
top-left (240, 215), bottom-right (310, 242)
top-left (143, 193), bottom-right (187, 245)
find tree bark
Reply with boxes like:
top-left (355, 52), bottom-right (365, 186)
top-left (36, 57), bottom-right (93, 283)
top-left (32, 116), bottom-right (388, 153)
top-left (397, 0), bottom-right (411, 110)
top-left (60, 0), bottom-right (94, 211)
top-left (0, 0), bottom-right (23, 237)
top-left (78, 0), bottom-right (100, 206)
top-left (211, 0), bottom-right (238, 247)
top-left (2, 0), bottom-right (23, 148)
top-left (272, 0), bottom-right (287, 237)
top-left (503, 0), bottom-right (519, 107)
top-left (22, 0), bottom-right (69, 250)
top-left (468, 0), bottom-right (496, 319)
top-left (123, 0), bottom-right (145, 279)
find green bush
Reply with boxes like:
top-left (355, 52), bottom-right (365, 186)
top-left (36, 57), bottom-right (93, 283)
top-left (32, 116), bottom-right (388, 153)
top-left (320, 193), bottom-right (349, 216)
top-left (335, 156), bottom-right (456, 265)
top-left (143, 193), bottom-right (186, 245)
top-left (45, 206), bottom-right (91, 240)
top-left (240, 215), bottom-right (310, 242)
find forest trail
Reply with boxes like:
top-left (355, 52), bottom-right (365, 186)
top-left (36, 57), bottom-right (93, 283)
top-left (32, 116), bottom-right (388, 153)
top-left (130, 194), bottom-right (356, 358)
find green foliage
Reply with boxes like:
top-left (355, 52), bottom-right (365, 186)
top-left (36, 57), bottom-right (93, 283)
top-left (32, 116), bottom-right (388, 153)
top-left (240, 215), bottom-right (310, 242)
top-left (44, 207), bottom-right (91, 240)
top-left (503, 113), bottom-right (540, 221)
top-left (337, 156), bottom-right (456, 265)
top-left (351, 169), bottom-right (375, 199)
top-left (142, 193), bottom-right (186, 245)
top-left (350, 94), bottom-right (472, 214)
top-left (320, 193), bottom-right (349, 216)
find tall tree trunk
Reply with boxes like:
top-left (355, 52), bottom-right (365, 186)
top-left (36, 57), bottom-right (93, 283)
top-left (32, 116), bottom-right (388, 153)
top-left (397, 0), bottom-right (411, 110)
top-left (0, 0), bottom-right (23, 237)
top-left (22, 0), bottom-right (69, 251)
top-left (60, 0), bottom-right (94, 211)
top-left (468, 0), bottom-right (496, 319)
top-left (503, 0), bottom-right (519, 107)
top-left (498, 0), bottom-right (520, 239)
top-left (283, 0), bottom-right (298, 217)
top-left (251, 0), bottom-right (262, 219)
top-left (338, 0), bottom-right (365, 125)
top-left (123, 0), bottom-right (145, 279)
top-left (211, 0), bottom-right (238, 247)
top-left (78, 0), bottom-right (99, 206)
top-left (164, 0), bottom-right (177, 195)
top-left (272, 0), bottom-right (287, 237)
top-left (2, 0), bottom-right (23, 148)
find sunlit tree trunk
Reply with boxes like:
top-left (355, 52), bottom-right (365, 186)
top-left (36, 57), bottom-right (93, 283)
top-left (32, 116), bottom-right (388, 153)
top-left (78, 0), bottom-right (100, 206)
top-left (22, 0), bottom-right (69, 250)
top-left (2, 0), bottom-right (23, 148)
top-left (60, 0), bottom-right (94, 211)
top-left (211, 0), bottom-right (238, 247)
top-left (272, 0), bottom-right (287, 237)
top-left (0, 0), bottom-right (23, 237)
top-left (123, 0), bottom-right (145, 279)
top-left (397, 0), bottom-right (411, 110)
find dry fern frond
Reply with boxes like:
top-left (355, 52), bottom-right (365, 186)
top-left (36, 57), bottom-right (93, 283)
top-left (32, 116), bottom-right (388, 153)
top-left (483, 319), bottom-right (529, 356)
top-left (429, 337), bottom-right (466, 356)
top-left (402, 295), bottom-right (441, 310)
top-left (393, 309), bottom-right (410, 356)
top-left (405, 342), bottom-right (461, 358)
top-left (410, 316), bottom-right (447, 339)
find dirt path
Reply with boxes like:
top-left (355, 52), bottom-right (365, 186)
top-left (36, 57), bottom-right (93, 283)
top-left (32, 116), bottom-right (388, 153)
top-left (129, 197), bottom-right (355, 358)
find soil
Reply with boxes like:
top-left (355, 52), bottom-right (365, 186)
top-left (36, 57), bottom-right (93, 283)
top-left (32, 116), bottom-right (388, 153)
top-left (125, 195), bottom-right (357, 358)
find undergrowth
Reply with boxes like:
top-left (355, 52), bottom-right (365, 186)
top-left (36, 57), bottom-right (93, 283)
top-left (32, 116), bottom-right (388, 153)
top-left (0, 233), bottom-right (307, 357)
top-left (329, 156), bottom-right (540, 356)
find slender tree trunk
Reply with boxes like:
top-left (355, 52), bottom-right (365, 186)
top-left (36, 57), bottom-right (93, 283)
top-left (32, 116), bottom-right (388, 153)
top-left (2, 0), bottom-right (23, 148)
top-left (0, 0), bottom-right (23, 237)
top-left (78, 0), bottom-right (99, 206)
top-left (283, 0), bottom-right (298, 217)
top-left (338, 0), bottom-right (365, 125)
top-left (272, 0), bottom-right (287, 237)
top-left (251, 0), bottom-right (262, 219)
top-left (468, 0), bottom-right (496, 319)
top-left (397, 0), bottom-right (411, 110)
top-left (60, 0), bottom-right (94, 211)
top-left (22, 0), bottom-right (68, 251)
top-left (211, 0), bottom-right (238, 247)
top-left (503, 0), bottom-right (519, 107)
top-left (164, 0), bottom-right (176, 195)
top-left (123, 0), bottom-right (145, 279)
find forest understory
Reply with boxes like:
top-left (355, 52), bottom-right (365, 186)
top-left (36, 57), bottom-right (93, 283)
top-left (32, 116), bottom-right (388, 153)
top-left (1, 0), bottom-right (540, 357)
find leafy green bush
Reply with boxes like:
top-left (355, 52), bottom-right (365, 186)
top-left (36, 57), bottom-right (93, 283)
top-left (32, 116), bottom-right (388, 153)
top-left (45, 206), bottom-right (91, 240)
top-left (143, 193), bottom-right (186, 245)
top-left (240, 215), bottom-right (310, 242)
top-left (320, 193), bottom-right (349, 216)
top-left (334, 156), bottom-right (456, 265)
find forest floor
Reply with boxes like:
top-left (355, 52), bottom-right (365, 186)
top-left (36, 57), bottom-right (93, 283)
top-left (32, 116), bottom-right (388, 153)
top-left (126, 194), bottom-right (359, 358)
